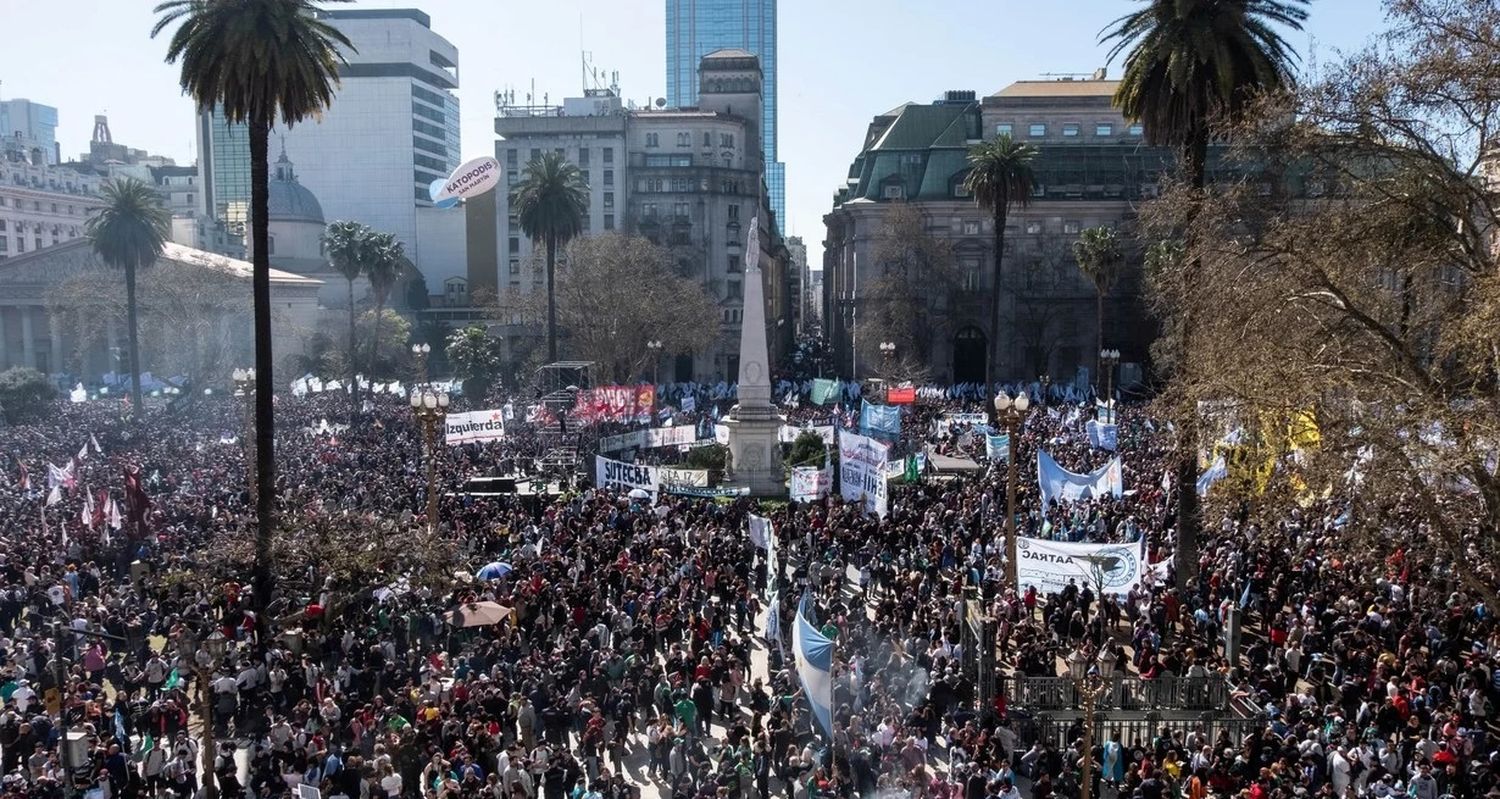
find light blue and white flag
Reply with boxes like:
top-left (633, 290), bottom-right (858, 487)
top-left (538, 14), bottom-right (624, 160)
top-left (1086, 419), bottom-right (1119, 451)
top-left (1095, 399), bottom-right (1117, 425)
top-left (1196, 454), bottom-right (1228, 496)
top-left (681, 394), bottom-right (696, 414)
top-left (1037, 449), bottom-right (1123, 506)
top-left (859, 400), bottom-right (901, 437)
top-left (985, 433), bottom-right (1010, 461)
top-left (793, 594), bottom-right (835, 740)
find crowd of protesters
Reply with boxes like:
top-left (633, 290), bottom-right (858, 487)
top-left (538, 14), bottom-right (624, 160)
top-left (0, 375), bottom-right (1493, 799)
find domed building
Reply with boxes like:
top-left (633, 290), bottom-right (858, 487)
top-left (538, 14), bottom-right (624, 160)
top-left (244, 149), bottom-right (346, 306)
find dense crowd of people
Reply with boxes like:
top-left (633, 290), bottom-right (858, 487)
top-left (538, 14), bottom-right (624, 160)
top-left (0, 377), bottom-right (1493, 799)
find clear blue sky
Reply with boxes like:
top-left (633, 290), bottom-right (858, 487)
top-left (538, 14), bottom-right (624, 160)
top-left (3, 0), bottom-right (1387, 267)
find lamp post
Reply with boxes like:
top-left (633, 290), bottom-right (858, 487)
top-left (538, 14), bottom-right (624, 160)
top-left (646, 339), bottom-right (663, 386)
top-left (411, 388), bottom-right (450, 533)
top-left (1039, 374), bottom-right (1052, 408)
top-left (1098, 348), bottom-right (1120, 404)
top-left (231, 368), bottom-right (256, 500)
top-left (993, 390), bottom-right (1031, 589)
top-left (179, 627), bottom-right (227, 799)
top-left (412, 342), bottom-right (432, 385)
top-left (878, 341), bottom-right (896, 375)
top-left (1066, 553), bottom-right (1113, 799)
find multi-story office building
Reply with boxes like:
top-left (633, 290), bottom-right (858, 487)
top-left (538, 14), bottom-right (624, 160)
top-left (479, 50), bottom-right (790, 381)
top-left (0, 136), bottom-right (102, 262)
top-left (666, 0), bottom-right (785, 230)
top-left (824, 74), bottom-right (1190, 385)
top-left (198, 8), bottom-right (462, 264)
top-left (0, 99), bottom-right (60, 166)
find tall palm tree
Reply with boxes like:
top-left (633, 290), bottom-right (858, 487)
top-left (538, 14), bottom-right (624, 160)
top-left (1103, 0), bottom-right (1308, 588)
top-left (323, 220), bottom-right (371, 420)
top-left (964, 134), bottom-right (1037, 387)
top-left (511, 151), bottom-right (588, 362)
top-left (86, 178), bottom-right (171, 418)
top-left (1072, 225), bottom-right (1124, 382)
top-left (363, 231), bottom-right (404, 379)
top-left (153, 0), bottom-right (352, 612)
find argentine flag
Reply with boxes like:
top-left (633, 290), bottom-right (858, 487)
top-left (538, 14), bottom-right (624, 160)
top-left (1196, 454), bottom-right (1228, 496)
top-left (793, 594), bottom-right (836, 740)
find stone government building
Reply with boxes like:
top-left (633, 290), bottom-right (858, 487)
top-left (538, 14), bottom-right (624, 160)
top-left (823, 73), bottom-right (1181, 386)
top-left (0, 238), bottom-right (322, 382)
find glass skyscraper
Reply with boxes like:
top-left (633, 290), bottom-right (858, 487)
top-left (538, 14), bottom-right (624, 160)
top-left (666, 0), bottom-right (784, 229)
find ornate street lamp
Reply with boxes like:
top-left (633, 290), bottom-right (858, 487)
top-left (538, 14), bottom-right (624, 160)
top-left (412, 342), bottom-right (432, 385)
top-left (411, 388), bottom-right (450, 533)
top-left (1098, 348), bottom-right (1121, 405)
top-left (646, 340), bottom-right (663, 386)
top-left (178, 627), bottom-right (228, 799)
top-left (993, 390), bottom-right (1031, 589)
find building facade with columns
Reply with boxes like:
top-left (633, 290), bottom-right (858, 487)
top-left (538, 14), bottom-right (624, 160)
top-left (823, 76), bottom-right (1189, 386)
top-left (0, 239), bottom-right (322, 382)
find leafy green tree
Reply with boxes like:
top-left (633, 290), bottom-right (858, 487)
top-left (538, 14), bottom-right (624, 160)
top-left (353, 309), bottom-right (412, 380)
top-left (446, 325), bottom-right (505, 400)
top-left (511, 151), bottom-right (588, 362)
top-left (154, 0), bottom-right (353, 612)
top-left (86, 178), bottom-right (170, 417)
top-left (686, 444), bottom-right (730, 472)
top-left (964, 135), bottom-right (1036, 384)
top-left (786, 431), bottom-right (829, 469)
top-left (1072, 225), bottom-right (1124, 380)
top-left (1103, 0), bottom-right (1308, 588)
top-left (0, 368), bottom-right (56, 424)
top-left (322, 219), bottom-right (372, 420)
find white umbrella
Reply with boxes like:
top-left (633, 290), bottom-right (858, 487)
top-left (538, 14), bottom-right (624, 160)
top-left (444, 601), bottom-right (511, 628)
top-left (627, 488), bottom-right (651, 500)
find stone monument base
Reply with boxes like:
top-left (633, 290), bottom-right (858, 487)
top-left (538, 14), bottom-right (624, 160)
top-left (724, 414), bottom-right (787, 497)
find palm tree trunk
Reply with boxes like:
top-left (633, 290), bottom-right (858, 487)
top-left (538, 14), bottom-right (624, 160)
top-left (125, 260), bottom-right (143, 417)
top-left (988, 206), bottom-right (1008, 392)
top-left (347, 279), bottom-right (359, 423)
top-left (249, 116), bottom-right (277, 615)
top-left (546, 234), bottom-right (558, 362)
top-left (1173, 126), bottom-right (1211, 593)
top-left (369, 300), bottom-right (384, 388)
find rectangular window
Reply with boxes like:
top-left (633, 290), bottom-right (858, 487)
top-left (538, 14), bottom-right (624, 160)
top-left (580, 170), bottom-right (590, 187)
top-left (996, 123), bottom-right (1013, 136)
top-left (578, 148), bottom-right (590, 166)
top-left (50, 203), bottom-right (58, 212)
top-left (602, 147), bottom-right (614, 164)
top-left (530, 148), bottom-right (541, 160)
top-left (0, 220), bottom-right (6, 232)
top-left (603, 169), bottom-right (614, 186)
top-left (882, 185), bottom-right (904, 199)
top-left (673, 202), bottom-right (688, 219)
top-left (604, 214), bottom-right (614, 230)
top-left (677, 132), bottom-right (690, 147)
top-left (603, 192), bottom-right (614, 209)
top-left (1062, 124), bottom-right (1080, 137)
top-left (703, 132), bottom-right (712, 147)
top-left (1029, 123), bottom-right (1046, 137)
top-left (1128, 123), bottom-right (1144, 136)
top-left (1095, 124), bottom-right (1113, 136)
top-left (963, 221), bottom-right (980, 236)
top-left (506, 149), bottom-right (518, 168)
top-left (508, 237), bottom-right (520, 254)
top-left (727, 280), bottom-right (742, 299)
top-left (728, 255), bottom-right (742, 273)
top-left (15, 238), bottom-right (22, 253)
top-left (646, 133), bottom-right (659, 148)
top-left (1025, 221), bottom-right (1043, 235)
top-left (509, 259), bottom-right (520, 275)
top-left (0, 238), bottom-right (6, 252)
top-left (1063, 220), bottom-right (1081, 234)
top-left (728, 204), bottom-right (739, 221)
top-left (507, 172), bottom-right (518, 186)
top-left (643, 203), bottom-right (658, 219)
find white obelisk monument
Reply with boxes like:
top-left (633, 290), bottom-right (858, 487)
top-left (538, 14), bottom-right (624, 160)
top-left (724, 215), bottom-right (786, 496)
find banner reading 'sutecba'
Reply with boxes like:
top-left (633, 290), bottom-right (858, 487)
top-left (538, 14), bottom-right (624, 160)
top-left (445, 409), bottom-right (505, 445)
top-left (1015, 536), bottom-right (1145, 598)
top-left (594, 456), bottom-right (658, 498)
